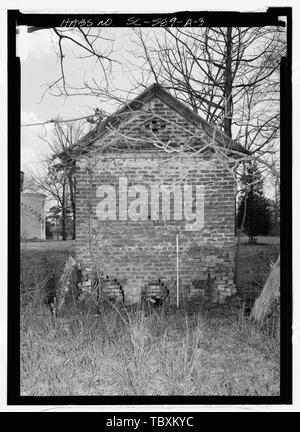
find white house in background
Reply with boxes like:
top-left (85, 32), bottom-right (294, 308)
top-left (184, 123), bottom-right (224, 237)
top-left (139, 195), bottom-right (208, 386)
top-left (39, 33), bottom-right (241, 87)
top-left (20, 171), bottom-right (46, 240)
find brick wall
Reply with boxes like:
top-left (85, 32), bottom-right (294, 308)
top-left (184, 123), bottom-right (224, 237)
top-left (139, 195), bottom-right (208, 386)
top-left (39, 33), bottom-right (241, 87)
top-left (75, 97), bottom-right (236, 304)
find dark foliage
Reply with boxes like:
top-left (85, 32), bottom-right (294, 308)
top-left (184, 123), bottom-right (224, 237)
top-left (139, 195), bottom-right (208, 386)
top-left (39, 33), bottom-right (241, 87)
top-left (237, 163), bottom-right (272, 243)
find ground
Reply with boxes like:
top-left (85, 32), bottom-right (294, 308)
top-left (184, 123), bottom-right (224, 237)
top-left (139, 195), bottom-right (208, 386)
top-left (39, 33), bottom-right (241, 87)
top-left (20, 237), bottom-right (280, 396)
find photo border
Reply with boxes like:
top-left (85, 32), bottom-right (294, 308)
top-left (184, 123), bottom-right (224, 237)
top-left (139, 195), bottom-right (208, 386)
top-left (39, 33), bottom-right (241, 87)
top-left (8, 7), bottom-right (292, 405)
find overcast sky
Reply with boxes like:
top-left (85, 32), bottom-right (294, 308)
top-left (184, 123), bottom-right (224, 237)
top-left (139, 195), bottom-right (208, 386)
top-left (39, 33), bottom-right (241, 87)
top-left (19, 27), bottom-right (141, 174)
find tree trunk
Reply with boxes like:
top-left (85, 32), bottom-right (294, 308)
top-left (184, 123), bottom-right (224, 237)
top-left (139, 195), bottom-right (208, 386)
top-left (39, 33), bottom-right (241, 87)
top-left (224, 27), bottom-right (233, 138)
top-left (68, 172), bottom-right (76, 240)
top-left (234, 192), bottom-right (248, 285)
top-left (61, 178), bottom-right (67, 240)
top-left (250, 254), bottom-right (280, 322)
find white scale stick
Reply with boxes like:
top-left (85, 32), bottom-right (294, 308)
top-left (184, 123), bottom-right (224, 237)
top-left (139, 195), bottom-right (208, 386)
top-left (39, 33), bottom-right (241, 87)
top-left (176, 234), bottom-right (179, 308)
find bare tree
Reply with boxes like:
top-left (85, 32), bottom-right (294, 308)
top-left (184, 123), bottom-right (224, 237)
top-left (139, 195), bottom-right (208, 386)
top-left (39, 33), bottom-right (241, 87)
top-left (37, 121), bottom-right (92, 239)
top-left (132, 27), bottom-right (285, 167)
top-left (29, 161), bottom-right (70, 239)
top-left (42, 27), bottom-right (121, 102)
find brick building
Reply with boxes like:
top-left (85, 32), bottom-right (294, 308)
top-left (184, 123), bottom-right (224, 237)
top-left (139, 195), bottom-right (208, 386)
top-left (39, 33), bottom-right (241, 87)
top-left (20, 171), bottom-right (46, 241)
top-left (73, 84), bottom-right (247, 305)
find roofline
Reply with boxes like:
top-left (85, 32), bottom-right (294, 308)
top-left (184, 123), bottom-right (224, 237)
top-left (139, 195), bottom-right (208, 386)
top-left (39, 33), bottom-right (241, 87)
top-left (64, 83), bottom-right (250, 157)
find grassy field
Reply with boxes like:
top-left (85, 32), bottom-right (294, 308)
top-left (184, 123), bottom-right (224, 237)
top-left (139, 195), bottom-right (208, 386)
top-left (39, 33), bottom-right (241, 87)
top-left (20, 237), bottom-right (280, 396)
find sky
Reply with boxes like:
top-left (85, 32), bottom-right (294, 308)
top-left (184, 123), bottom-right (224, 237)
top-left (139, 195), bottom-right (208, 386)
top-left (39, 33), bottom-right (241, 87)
top-left (19, 27), bottom-right (139, 175)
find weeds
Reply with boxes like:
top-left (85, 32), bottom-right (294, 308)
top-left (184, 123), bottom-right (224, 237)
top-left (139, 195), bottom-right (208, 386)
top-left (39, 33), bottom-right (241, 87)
top-left (20, 241), bottom-right (280, 396)
top-left (21, 293), bottom-right (280, 396)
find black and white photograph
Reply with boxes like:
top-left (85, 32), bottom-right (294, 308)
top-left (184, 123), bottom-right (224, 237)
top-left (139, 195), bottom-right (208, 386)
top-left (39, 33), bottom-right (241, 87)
top-left (5, 5), bottom-right (293, 407)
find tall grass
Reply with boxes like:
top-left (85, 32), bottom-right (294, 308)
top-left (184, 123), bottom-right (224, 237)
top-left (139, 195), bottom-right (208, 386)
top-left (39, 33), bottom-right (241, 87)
top-left (20, 290), bottom-right (280, 396)
top-left (20, 244), bottom-right (280, 396)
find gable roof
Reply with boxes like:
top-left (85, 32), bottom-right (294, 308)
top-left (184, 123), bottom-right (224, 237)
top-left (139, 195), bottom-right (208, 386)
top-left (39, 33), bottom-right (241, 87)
top-left (62, 83), bottom-right (249, 159)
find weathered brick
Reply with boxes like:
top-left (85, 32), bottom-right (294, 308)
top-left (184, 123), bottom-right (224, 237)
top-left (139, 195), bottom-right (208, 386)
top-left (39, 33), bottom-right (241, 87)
top-left (75, 97), bottom-right (237, 303)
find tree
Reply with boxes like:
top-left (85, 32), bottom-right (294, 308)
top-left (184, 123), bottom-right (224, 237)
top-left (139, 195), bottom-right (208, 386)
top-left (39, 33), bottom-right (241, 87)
top-left (27, 27), bottom-right (284, 184)
top-left (46, 27), bottom-right (120, 100)
top-left (29, 160), bottom-right (73, 240)
top-left (132, 27), bottom-right (285, 146)
top-left (268, 177), bottom-right (280, 236)
top-left (47, 205), bottom-right (74, 240)
top-left (236, 162), bottom-right (272, 243)
top-left (38, 121), bottom-right (90, 239)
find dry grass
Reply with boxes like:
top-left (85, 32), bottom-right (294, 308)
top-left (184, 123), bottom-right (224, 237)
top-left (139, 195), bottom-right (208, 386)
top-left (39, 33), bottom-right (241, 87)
top-left (237, 238), bottom-right (279, 288)
top-left (20, 239), bottom-right (280, 396)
